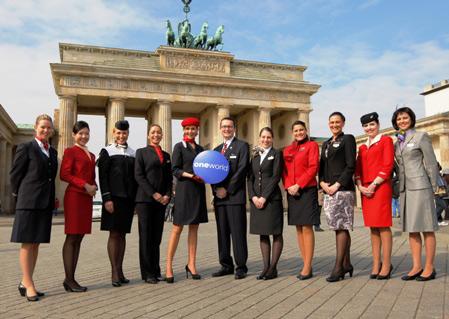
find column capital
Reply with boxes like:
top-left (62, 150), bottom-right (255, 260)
top-left (58, 95), bottom-right (76, 102)
top-left (216, 104), bottom-right (232, 110)
top-left (258, 106), bottom-right (273, 111)
top-left (157, 99), bottom-right (173, 106)
top-left (297, 108), bottom-right (312, 115)
top-left (108, 97), bottom-right (127, 104)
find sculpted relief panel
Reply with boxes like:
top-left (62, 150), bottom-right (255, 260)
top-left (60, 75), bottom-right (309, 103)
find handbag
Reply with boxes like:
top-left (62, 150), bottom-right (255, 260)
top-left (164, 197), bottom-right (175, 222)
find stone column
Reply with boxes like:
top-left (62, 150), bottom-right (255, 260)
top-left (57, 95), bottom-right (77, 155)
top-left (106, 98), bottom-right (126, 145)
top-left (153, 100), bottom-right (172, 153)
top-left (440, 134), bottom-right (449, 169)
top-left (146, 107), bottom-right (152, 139)
top-left (0, 140), bottom-right (6, 214)
top-left (298, 109), bottom-right (311, 133)
top-left (214, 105), bottom-right (231, 147)
top-left (258, 106), bottom-right (272, 132)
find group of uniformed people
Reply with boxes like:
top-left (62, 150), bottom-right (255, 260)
top-left (10, 106), bottom-right (440, 302)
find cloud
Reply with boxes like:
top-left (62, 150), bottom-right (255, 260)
top-left (304, 40), bottom-right (449, 136)
top-left (358, 0), bottom-right (381, 10)
top-left (0, 0), bottom-right (162, 44)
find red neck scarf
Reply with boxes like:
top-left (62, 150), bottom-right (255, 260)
top-left (36, 137), bottom-right (49, 150)
top-left (183, 135), bottom-right (195, 144)
top-left (151, 144), bottom-right (164, 163)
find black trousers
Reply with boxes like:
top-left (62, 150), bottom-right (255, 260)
top-left (136, 202), bottom-right (165, 280)
top-left (214, 204), bottom-right (248, 272)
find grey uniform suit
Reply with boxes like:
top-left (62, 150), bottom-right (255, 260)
top-left (395, 130), bottom-right (439, 232)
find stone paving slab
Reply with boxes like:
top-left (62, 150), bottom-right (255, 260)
top-left (1, 212), bottom-right (448, 318)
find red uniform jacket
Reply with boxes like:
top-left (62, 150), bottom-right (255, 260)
top-left (282, 139), bottom-right (319, 189)
top-left (60, 146), bottom-right (96, 194)
top-left (355, 135), bottom-right (394, 184)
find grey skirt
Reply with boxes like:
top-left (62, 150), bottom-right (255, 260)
top-left (400, 188), bottom-right (438, 232)
top-left (323, 191), bottom-right (355, 231)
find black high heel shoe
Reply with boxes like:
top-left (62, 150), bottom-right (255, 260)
top-left (344, 265), bottom-right (354, 278)
top-left (401, 269), bottom-right (423, 281)
top-left (63, 281), bottom-right (88, 292)
top-left (26, 293), bottom-right (39, 302)
top-left (165, 276), bottom-right (174, 284)
top-left (416, 269), bottom-right (436, 281)
top-left (370, 263), bottom-right (382, 279)
top-left (119, 277), bottom-right (130, 284)
top-left (297, 268), bottom-right (313, 281)
top-left (326, 269), bottom-right (345, 282)
top-left (264, 269), bottom-right (278, 280)
top-left (185, 265), bottom-right (201, 280)
top-left (256, 270), bottom-right (268, 280)
top-left (18, 283), bottom-right (45, 297)
top-left (112, 280), bottom-right (122, 287)
top-left (377, 264), bottom-right (393, 280)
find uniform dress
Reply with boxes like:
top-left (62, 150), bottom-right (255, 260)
top-left (60, 145), bottom-right (96, 234)
top-left (355, 135), bottom-right (394, 227)
top-left (319, 133), bottom-right (357, 231)
top-left (283, 139), bottom-right (320, 226)
top-left (172, 141), bottom-right (207, 225)
top-left (98, 143), bottom-right (137, 233)
top-left (10, 139), bottom-right (58, 243)
top-left (248, 147), bottom-right (284, 235)
top-left (395, 130), bottom-right (439, 232)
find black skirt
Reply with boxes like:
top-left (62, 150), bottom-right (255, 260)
top-left (11, 209), bottom-right (53, 243)
top-left (173, 179), bottom-right (208, 225)
top-left (101, 196), bottom-right (135, 233)
top-left (250, 200), bottom-right (284, 235)
top-left (287, 187), bottom-right (320, 226)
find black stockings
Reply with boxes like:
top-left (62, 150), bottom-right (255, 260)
top-left (108, 231), bottom-right (127, 281)
top-left (259, 234), bottom-right (284, 276)
top-left (331, 230), bottom-right (352, 275)
top-left (62, 234), bottom-right (84, 286)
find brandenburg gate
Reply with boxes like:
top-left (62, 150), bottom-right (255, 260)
top-left (51, 43), bottom-right (320, 155)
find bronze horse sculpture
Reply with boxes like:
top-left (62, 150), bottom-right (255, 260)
top-left (193, 22), bottom-right (208, 49)
top-left (206, 25), bottom-right (224, 51)
top-left (166, 20), bottom-right (175, 46)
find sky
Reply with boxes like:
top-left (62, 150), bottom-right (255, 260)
top-left (1, 0), bottom-right (449, 154)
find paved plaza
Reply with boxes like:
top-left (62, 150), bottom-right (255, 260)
top-left (1, 212), bottom-right (449, 319)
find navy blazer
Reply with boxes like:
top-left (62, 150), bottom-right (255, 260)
top-left (10, 140), bottom-right (58, 210)
top-left (134, 145), bottom-right (172, 203)
top-left (212, 137), bottom-right (250, 206)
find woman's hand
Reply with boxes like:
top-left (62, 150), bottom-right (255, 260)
top-left (320, 182), bottom-right (331, 195)
top-left (84, 184), bottom-right (97, 197)
top-left (287, 184), bottom-right (300, 196)
top-left (191, 175), bottom-right (204, 184)
top-left (160, 195), bottom-right (170, 205)
top-left (152, 192), bottom-right (162, 201)
top-left (104, 200), bottom-right (114, 214)
top-left (327, 182), bottom-right (340, 196)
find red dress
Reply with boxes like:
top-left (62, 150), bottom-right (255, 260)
top-left (60, 146), bottom-right (96, 234)
top-left (355, 135), bottom-right (394, 227)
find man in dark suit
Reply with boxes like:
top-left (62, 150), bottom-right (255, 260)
top-left (212, 117), bottom-right (250, 279)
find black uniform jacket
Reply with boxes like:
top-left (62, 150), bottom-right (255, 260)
top-left (212, 137), bottom-right (250, 206)
top-left (98, 144), bottom-right (137, 202)
top-left (247, 148), bottom-right (283, 202)
top-left (10, 140), bottom-right (58, 210)
top-left (134, 145), bottom-right (172, 203)
top-left (319, 133), bottom-right (356, 192)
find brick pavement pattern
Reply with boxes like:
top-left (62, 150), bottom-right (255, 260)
top-left (1, 213), bottom-right (448, 319)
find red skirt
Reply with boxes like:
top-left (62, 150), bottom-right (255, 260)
top-left (361, 181), bottom-right (392, 227)
top-left (64, 190), bottom-right (93, 234)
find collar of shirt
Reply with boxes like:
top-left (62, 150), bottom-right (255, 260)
top-left (365, 133), bottom-right (382, 148)
top-left (35, 138), bottom-right (50, 157)
top-left (223, 136), bottom-right (235, 147)
top-left (260, 147), bottom-right (272, 163)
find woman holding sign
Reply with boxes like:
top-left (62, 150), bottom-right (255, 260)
top-left (164, 117), bottom-right (207, 283)
top-left (248, 127), bottom-right (284, 280)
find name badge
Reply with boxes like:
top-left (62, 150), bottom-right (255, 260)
top-left (230, 155), bottom-right (237, 159)
top-left (166, 160), bottom-right (171, 163)
top-left (300, 147), bottom-right (305, 151)
top-left (333, 143), bottom-right (340, 148)
top-left (267, 156), bottom-right (274, 160)
top-left (407, 143), bottom-right (415, 147)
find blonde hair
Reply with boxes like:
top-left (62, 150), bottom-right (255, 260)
top-left (35, 114), bottom-right (53, 127)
